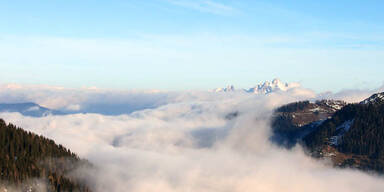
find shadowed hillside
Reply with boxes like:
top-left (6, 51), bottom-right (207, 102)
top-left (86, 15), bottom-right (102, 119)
top-left (272, 93), bottom-right (384, 174)
top-left (0, 119), bottom-right (91, 192)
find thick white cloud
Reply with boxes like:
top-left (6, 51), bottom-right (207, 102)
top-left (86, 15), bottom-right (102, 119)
top-left (1, 88), bottom-right (384, 192)
top-left (318, 84), bottom-right (384, 103)
top-left (2, 81), bottom-right (382, 116)
top-left (0, 83), bottom-right (174, 114)
top-left (0, 83), bottom-right (316, 115)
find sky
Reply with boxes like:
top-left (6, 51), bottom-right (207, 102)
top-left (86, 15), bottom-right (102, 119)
top-left (0, 0), bottom-right (384, 92)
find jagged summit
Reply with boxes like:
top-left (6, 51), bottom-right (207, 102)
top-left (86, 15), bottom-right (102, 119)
top-left (360, 92), bottom-right (384, 105)
top-left (214, 78), bottom-right (301, 94)
top-left (247, 78), bottom-right (293, 94)
top-left (214, 85), bottom-right (235, 92)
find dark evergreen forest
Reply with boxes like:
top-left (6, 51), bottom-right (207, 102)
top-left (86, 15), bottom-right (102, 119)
top-left (304, 102), bottom-right (384, 172)
top-left (0, 119), bottom-right (91, 192)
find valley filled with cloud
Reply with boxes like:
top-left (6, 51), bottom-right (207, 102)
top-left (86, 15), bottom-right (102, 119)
top-left (0, 82), bottom-right (384, 192)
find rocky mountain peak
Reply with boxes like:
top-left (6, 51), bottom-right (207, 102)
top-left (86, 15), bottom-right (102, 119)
top-left (360, 92), bottom-right (384, 105)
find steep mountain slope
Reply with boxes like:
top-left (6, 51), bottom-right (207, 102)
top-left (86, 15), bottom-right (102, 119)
top-left (271, 100), bottom-right (346, 147)
top-left (303, 96), bottom-right (384, 173)
top-left (0, 119), bottom-right (91, 191)
top-left (272, 92), bottom-right (384, 173)
top-left (360, 92), bottom-right (384, 105)
top-left (0, 103), bottom-right (65, 117)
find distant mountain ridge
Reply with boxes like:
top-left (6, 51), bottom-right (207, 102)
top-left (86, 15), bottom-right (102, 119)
top-left (0, 102), bottom-right (65, 117)
top-left (214, 78), bottom-right (301, 94)
top-left (1, 80), bottom-right (300, 117)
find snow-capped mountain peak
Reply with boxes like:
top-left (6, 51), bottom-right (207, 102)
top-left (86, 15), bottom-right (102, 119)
top-left (213, 79), bottom-right (301, 94)
top-left (214, 85), bottom-right (235, 92)
top-left (360, 92), bottom-right (384, 105)
top-left (246, 78), bottom-right (300, 94)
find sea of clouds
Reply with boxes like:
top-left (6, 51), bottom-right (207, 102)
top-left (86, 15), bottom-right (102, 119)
top-left (0, 83), bottom-right (384, 191)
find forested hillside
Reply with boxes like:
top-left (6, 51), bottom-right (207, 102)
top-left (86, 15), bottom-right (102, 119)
top-left (271, 100), bottom-right (346, 147)
top-left (0, 119), bottom-right (91, 192)
top-left (272, 92), bottom-right (384, 174)
top-left (271, 93), bottom-right (384, 174)
top-left (303, 102), bottom-right (384, 172)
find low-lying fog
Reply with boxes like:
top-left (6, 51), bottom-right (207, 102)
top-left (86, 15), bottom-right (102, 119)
top-left (1, 84), bottom-right (384, 192)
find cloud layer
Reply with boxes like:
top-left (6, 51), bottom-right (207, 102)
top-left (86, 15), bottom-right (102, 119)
top-left (0, 82), bottom-right (316, 115)
top-left (1, 86), bottom-right (384, 192)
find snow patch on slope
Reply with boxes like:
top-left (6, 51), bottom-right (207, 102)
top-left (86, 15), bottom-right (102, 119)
top-left (329, 119), bottom-right (354, 146)
top-left (360, 92), bottom-right (384, 105)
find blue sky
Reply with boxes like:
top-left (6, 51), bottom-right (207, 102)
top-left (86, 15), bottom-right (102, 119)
top-left (0, 0), bottom-right (384, 92)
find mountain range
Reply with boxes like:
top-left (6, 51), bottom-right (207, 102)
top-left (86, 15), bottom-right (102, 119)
top-left (0, 79), bottom-right (299, 118)
top-left (214, 78), bottom-right (301, 94)
top-left (0, 103), bottom-right (64, 117)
